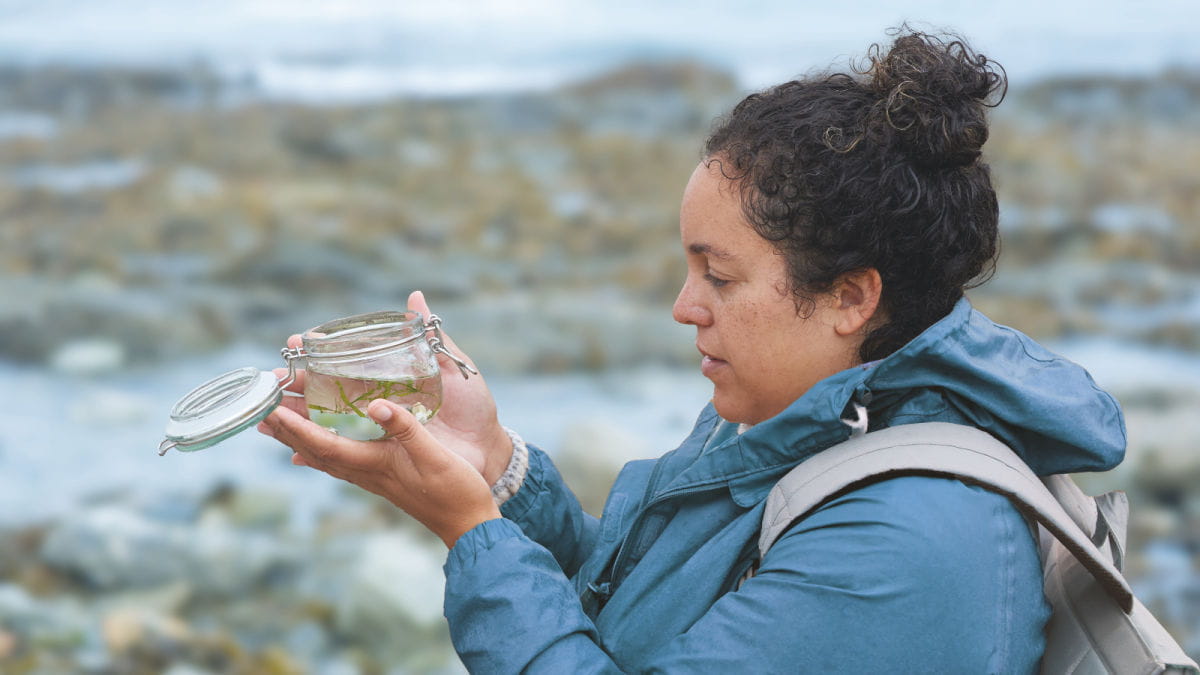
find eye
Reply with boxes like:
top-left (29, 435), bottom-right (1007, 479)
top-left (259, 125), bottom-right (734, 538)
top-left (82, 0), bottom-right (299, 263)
top-left (703, 272), bottom-right (730, 288)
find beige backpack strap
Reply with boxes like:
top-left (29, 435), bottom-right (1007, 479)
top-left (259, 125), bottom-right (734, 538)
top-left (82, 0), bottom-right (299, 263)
top-left (758, 422), bottom-right (1134, 612)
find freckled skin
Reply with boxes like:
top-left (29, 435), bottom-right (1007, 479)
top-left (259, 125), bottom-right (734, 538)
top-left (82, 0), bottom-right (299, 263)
top-left (672, 160), bottom-right (862, 424)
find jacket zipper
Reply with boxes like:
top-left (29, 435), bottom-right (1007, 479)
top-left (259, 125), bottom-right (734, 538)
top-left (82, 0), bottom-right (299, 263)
top-left (605, 476), bottom-right (731, 592)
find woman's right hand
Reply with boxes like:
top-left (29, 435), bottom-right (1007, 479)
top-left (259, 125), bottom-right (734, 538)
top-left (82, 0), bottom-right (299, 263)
top-left (405, 290), bottom-right (513, 484)
top-left (274, 290), bottom-right (514, 486)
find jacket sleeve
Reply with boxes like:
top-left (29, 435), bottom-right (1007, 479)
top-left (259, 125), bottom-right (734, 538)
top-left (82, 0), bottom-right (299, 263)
top-left (498, 442), bottom-right (599, 578)
top-left (444, 518), bottom-right (622, 674)
top-left (443, 476), bottom-right (1048, 674)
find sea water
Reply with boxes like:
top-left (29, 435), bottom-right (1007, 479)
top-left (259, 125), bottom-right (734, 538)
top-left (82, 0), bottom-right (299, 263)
top-left (5, 337), bottom-right (1195, 529)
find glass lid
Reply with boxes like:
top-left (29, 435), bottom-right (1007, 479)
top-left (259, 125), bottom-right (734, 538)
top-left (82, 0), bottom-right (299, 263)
top-left (159, 366), bottom-right (283, 455)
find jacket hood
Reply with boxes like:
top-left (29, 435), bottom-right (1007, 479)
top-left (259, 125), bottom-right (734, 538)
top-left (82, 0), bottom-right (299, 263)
top-left (738, 297), bottom-right (1126, 477)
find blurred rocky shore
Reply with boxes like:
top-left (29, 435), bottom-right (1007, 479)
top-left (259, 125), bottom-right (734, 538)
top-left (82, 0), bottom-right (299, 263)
top-left (0, 418), bottom-right (662, 673)
top-left (0, 486), bottom-right (458, 673)
top-left (2, 62), bottom-right (1198, 373)
top-left (2, 396), bottom-right (1197, 673)
top-left (2, 60), bottom-right (1199, 671)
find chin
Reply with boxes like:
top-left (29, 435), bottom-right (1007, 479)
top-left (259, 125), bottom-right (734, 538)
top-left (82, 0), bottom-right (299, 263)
top-left (713, 387), bottom-right (793, 425)
top-left (712, 393), bottom-right (756, 425)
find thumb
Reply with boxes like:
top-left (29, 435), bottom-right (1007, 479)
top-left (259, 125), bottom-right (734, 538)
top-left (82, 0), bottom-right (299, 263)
top-left (406, 289), bottom-right (473, 368)
top-left (367, 399), bottom-right (448, 467)
top-left (407, 290), bottom-right (432, 319)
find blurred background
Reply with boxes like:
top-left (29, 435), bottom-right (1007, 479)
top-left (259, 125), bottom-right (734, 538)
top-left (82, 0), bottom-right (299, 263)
top-left (1, 0), bottom-right (1197, 672)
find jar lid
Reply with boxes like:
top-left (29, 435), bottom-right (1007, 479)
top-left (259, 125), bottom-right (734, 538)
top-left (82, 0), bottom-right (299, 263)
top-left (159, 367), bottom-right (283, 455)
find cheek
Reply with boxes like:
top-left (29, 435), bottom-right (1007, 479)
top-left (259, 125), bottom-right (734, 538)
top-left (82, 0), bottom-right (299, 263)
top-left (730, 312), bottom-right (812, 388)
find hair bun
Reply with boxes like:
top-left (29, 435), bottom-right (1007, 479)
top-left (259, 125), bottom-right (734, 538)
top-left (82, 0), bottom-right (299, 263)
top-left (865, 29), bottom-right (1006, 169)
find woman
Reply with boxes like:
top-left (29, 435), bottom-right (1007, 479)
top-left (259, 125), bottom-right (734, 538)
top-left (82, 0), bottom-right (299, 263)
top-left (258, 30), bottom-right (1125, 672)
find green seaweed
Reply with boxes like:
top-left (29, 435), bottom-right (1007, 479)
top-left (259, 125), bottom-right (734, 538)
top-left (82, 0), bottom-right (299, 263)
top-left (326, 378), bottom-right (421, 417)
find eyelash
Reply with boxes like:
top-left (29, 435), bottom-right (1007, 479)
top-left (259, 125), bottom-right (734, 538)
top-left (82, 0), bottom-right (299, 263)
top-left (703, 272), bottom-right (730, 288)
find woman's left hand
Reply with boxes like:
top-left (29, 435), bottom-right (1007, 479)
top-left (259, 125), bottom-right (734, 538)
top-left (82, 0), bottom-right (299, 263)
top-left (258, 398), bottom-right (501, 548)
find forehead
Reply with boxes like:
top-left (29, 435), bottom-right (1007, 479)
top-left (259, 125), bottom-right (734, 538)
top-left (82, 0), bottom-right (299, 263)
top-left (679, 160), bottom-right (766, 258)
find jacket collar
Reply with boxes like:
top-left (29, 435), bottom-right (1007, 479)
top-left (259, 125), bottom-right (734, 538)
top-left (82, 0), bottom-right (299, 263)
top-left (654, 363), bottom-right (868, 507)
top-left (651, 296), bottom-right (1125, 507)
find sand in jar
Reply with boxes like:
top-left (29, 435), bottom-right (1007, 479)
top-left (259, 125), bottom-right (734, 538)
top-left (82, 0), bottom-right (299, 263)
top-left (304, 370), bottom-right (442, 440)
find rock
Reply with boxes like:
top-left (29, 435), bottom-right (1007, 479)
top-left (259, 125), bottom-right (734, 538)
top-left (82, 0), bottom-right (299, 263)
top-left (49, 338), bottom-right (126, 376)
top-left (168, 165), bottom-right (224, 205)
top-left (1092, 202), bottom-right (1177, 235)
top-left (306, 655), bottom-right (367, 675)
top-left (0, 582), bottom-right (90, 653)
top-left (0, 584), bottom-right (39, 630)
top-left (555, 418), bottom-right (652, 516)
top-left (1124, 401), bottom-right (1200, 491)
top-left (39, 504), bottom-right (298, 595)
top-left (162, 665), bottom-right (222, 675)
top-left (0, 111), bottom-right (58, 140)
top-left (1130, 505), bottom-right (1181, 540)
top-left (179, 524), bottom-right (300, 597)
top-left (300, 528), bottom-right (455, 667)
top-left (282, 621), bottom-right (330, 665)
top-left (200, 486), bottom-right (291, 531)
top-left (332, 530), bottom-right (446, 633)
top-left (102, 607), bottom-right (191, 653)
top-left (97, 581), bottom-right (192, 617)
top-left (9, 157), bottom-right (147, 194)
top-left (0, 628), bottom-right (16, 659)
top-left (41, 506), bottom-right (181, 589)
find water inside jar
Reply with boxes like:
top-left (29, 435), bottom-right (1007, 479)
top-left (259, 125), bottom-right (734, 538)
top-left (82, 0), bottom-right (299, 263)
top-left (304, 369), bottom-right (443, 440)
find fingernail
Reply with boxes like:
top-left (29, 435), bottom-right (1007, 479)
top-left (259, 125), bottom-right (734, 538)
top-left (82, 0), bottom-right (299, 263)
top-left (371, 403), bottom-right (393, 423)
top-left (257, 421), bottom-right (274, 437)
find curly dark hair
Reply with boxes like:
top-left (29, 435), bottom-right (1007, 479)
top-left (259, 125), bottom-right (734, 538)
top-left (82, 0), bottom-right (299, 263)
top-left (705, 27), bottom-right (1007, 362)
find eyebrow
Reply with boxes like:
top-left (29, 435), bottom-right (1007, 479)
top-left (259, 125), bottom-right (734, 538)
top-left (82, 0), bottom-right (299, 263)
top-left (688, 243), bottom-right (735, 261)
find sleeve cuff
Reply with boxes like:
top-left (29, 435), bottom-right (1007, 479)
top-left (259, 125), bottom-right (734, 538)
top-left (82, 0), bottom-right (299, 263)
top-left (445, 517), bottom-right (526, 573)
top-left (497, 441), bottom-right (554, 524)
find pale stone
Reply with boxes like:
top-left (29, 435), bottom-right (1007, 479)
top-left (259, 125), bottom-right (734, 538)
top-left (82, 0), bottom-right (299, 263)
top-left (49, 339), bottom-right (126, 376)
top-left (556, 418), bottom-right (652, 516)
top-left (0, 629), bottom-right (15, 659)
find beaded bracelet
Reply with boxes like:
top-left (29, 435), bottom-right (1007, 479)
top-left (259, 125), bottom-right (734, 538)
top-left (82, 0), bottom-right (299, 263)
top-left (490, 427), bottom-right (529, 506)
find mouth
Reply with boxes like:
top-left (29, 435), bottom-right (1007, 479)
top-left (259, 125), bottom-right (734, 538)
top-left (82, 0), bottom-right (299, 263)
top-left (698, 346), bottom-right (728, 377)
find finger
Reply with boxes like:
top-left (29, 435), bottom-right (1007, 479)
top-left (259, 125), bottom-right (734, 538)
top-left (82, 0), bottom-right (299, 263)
top-left (406, 290), bottom-right (477, 371)
top-left (264, 406), bottom-right (386, 472)
top-left (367, 399), bottom-right (452, 474)
top-left (277, 394), bottom-right (309, 416)
top-left (406, 289), bottom-right (432, 318)
top-left (273, 366), bottom-right (307, 395)
top-left (287, 333), bottom-right (303, 349)
top-left (292, 448), bottom-right (381, 488)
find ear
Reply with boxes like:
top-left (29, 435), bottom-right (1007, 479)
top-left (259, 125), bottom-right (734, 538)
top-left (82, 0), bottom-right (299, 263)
top-left (832, 268), bottom-right (883, 337)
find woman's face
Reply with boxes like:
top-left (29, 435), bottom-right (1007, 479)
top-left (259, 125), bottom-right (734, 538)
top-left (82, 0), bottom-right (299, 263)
top-left (672, 160), bottom-right (860, 425)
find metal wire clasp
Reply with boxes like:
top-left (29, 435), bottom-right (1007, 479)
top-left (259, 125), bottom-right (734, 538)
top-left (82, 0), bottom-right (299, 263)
top-left (424, 314), bottom-right (478, 379)
top-left (279, 346), bottom-right (304, 387)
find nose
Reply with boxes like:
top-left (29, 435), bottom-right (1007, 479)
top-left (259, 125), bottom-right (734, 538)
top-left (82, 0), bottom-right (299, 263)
top-left (672, 277), bottom-right (712, 327)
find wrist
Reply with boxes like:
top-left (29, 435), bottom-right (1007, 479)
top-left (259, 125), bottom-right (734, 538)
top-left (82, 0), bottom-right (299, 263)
top-left (482, 424), bottom-right (514, 485)
top-left (441, 508), bottom-right (502, 549)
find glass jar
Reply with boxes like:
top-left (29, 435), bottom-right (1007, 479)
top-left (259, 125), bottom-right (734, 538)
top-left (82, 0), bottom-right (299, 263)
top-left (159, 310), bottom-right (475, 455)
top-left (294, 310), bottom-right (441, 440)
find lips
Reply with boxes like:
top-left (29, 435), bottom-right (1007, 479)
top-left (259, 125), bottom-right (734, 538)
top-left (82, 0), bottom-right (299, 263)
top-left (698, 345), bottom-right (728, 377)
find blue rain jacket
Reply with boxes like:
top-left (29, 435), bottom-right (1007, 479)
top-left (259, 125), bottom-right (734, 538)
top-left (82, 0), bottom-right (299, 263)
top-left (443, 298), bottom-right (1126, 673)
